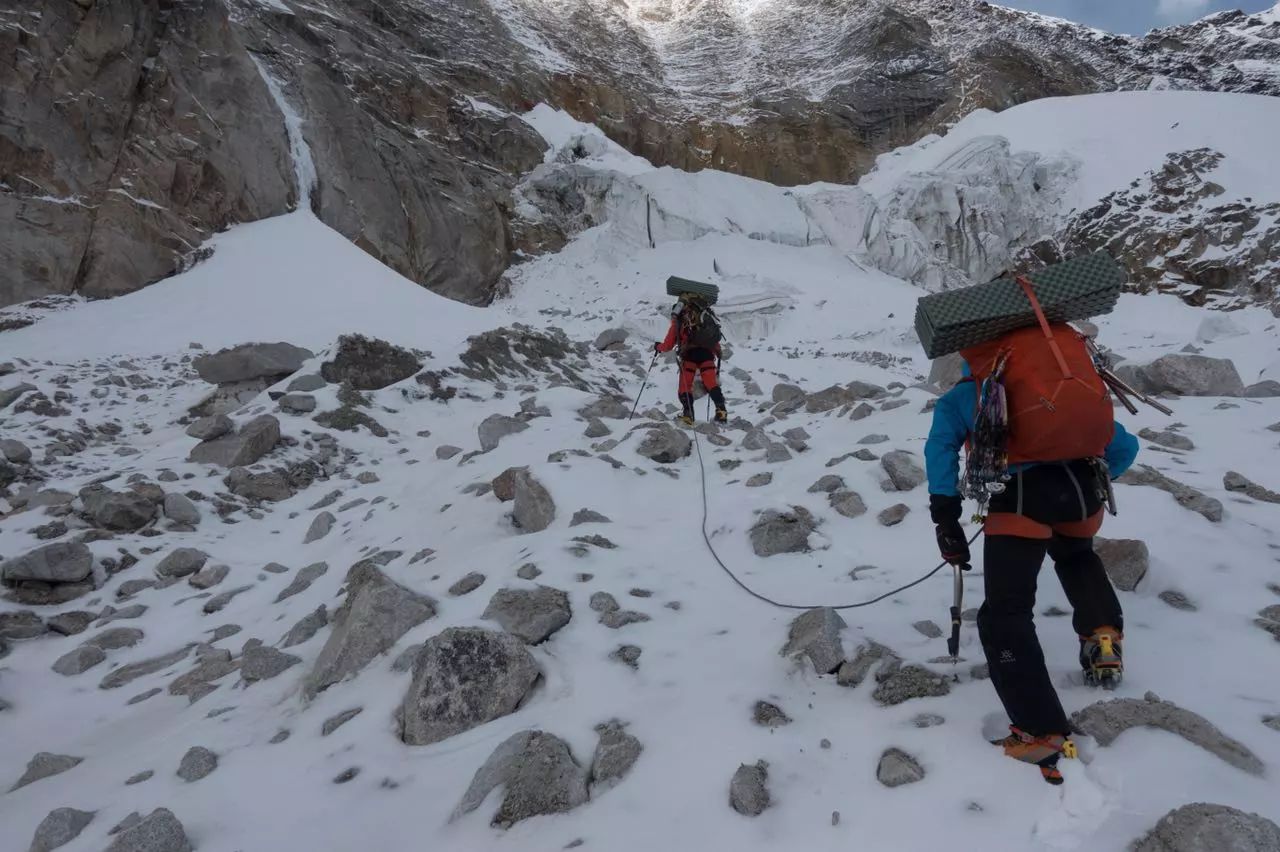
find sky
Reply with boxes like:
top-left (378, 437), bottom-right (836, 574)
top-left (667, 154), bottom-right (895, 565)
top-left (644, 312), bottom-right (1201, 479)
top-left (997, 0), bottom-right (1275, 34)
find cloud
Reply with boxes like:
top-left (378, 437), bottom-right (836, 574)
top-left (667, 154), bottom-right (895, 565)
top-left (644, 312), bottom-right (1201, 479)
top-left (1156, 0), bottom-right (1212, 18)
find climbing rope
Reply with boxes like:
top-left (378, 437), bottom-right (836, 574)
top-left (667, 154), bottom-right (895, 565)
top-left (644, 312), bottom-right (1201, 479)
top-left (691, 429), bottom-right (985, 611)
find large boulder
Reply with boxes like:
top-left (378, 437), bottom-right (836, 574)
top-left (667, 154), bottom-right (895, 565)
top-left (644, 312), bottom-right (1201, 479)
top-left (304, 562), bottom-right (437, 699)
top-left (400, 627), bottom-right (541, 746)
top-left (1117, 354), bottom-right (1245, 397)
top-left (512, 470), bottom-right (556, 533)
top-left (104, 808), bottom-right (192, 852)
top-left (320, 334), bottom-right (422, 390)
top-left (880, 450), bottom-right (925, 492)
top-left (1093, 538), bottom-right (1149, 592)
top-left (482, 586), bottom-right (572, 644)
top-left (781, 607), bottom-right (846, 674)
top-left (1071, 692), bottom-right (1264, 776)
top-left (593, 328), bottom-right (629, 351)
top-left (79, 486), bottom-right (156, 531)
top-left (453, 730), bottom-right (588, 828)
top-left (188, 415), bottom-right (281, 468)
top-left (226, 468), bottom-right (294, 503)
top-left (478, 414), bottom-right (529, 452)
top-left (1133, 803), bottom-right (1280, 852)
top-left (636, 425), bottom-right (692, 463)
top-left (28, 806), bottom-right (95, 852)
top-left (749, 506), bottom-right (817, 557)
top-left (193, 342), bottom-right (312, 385)
top-left (2, 542), bottom-right (93, 585)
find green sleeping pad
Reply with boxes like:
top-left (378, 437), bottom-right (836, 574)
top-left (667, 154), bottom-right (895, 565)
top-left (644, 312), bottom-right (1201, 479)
top-left (914, 252), bottom-right (1124, 359)
top-left (666, 276), bottom-right (719, 304)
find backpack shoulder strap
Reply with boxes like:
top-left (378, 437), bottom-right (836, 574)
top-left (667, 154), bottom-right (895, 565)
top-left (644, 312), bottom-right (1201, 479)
top-left (1015, 275), bottom-right (1073, 379)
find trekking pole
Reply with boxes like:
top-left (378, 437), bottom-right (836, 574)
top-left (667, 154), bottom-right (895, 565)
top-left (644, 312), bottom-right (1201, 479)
top-left (630, 352), bottom-right (660, 420)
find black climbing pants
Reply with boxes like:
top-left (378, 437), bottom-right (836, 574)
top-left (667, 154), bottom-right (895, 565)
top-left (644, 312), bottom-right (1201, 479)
top-left (978, 463), bottom-right (1124, 737)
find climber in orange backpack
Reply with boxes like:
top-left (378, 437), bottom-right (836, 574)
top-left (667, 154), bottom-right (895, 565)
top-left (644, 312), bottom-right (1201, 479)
top-left (655, 296), bottom-right (727, 425)
top-left (925, 310), bottom-right (1139, 784)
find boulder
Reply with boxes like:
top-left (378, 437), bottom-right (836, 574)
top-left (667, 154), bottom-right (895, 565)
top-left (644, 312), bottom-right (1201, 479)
top-left (287, 374), bottom-right (326, 393)
top-left (872, 665), bottom-right (952, 705)
top-left (512, 470), bottom-right (556, 533)
top-left (304, 511), bottom-right (337, 544)
top-left (579, 396), bottom-right (631, 420)
top-left (400, 627), bottom-right (541, 746)
top-left (155, 548), bottom-right (209, 580)
top-left (275, 561), bottom-right (329, 603)
top-left (10, 753), bottom-right (83, 791)
top-left (729, 761), bottom-right (770, 816)
top-left (752, 701), bottom-right (792, 727)
top-left (750, 506), bottom-right (817, 557)
top-left (79, 487), bottom-right (156, 531)
top-left (46, 611), bottom-right (94, 636)
top-left (1224, 471), bottom-right (1280, 504)
top-left (772, 383), bottom-right (804, 404)
top-left (1139, 428), bottom-right (1195, 451)
top-left (176, 746), bottom-right (218, 782)
top-left (1245, 380), bottom-right (1280, 398)
top-left (781, 607), bottom-right (846, 674)
top-left (0, 610), bottom-right (46, 641)
top-left (1118, 354), bottom-right (1245, 397)
top-left (453, 731), bottom-right (588, 828)
top-left (281, 606), bottom-right (329, 648)
top-left (1133, 803), bottom-right (1280, 852)
top-left (279, 393), bottom-right (317, 414)
top-left (448, 572), bottom-right (486, 597)
top-left (188, 415), bottom-right (281, 468)
top-left (1117, 465), bottom-right (1223, 523)
top-left (928, 353), bottom-right (964, 389)
top-left (1071, 692), bottom-right (1264, 776)
top-left (2, 542), bottom-right (93, 584)
top-left (241, 646), bottom-right (301, 683)
top-left (807, 475), bottom-right (845, 494)
top-left (52, 645), bottom-right (107, 676)
top-left (805, 384), bottom-right (854, 413)
top-left (1093, 538), bottom-right (1149, 592)
top-left (28, 807), bottom-right (95, 852)
top-left (482, 586), bottom-right (572, 644)
top-left (304, 562), bottom-right (437, 698)
top-left (162, 493), bottom-right (201, 525)
top-left (636, 425), bottom-right (692, 463)
top-left (876, 747), bottom-right (926, 787)
top-left (104, 808), bottom-right (191, 852)
top-left (226, 468), bottom-right (293, 503)
top-left (829, 490), bottom-right (868, 519)
top-left (0, 438), bottom-right (31, 463)
top-left (878, 504), bottom-right (910, 526)
top-left (478, 415), bottom-right (528, 452)
top-left (593, 328), bottom-right (629, 351)
top-left (193, 342), bottom-right (312, 385)
top-left (880, 451), bottom-right (925, 491)
top-left (320, 334), bottom-right (421, 390)
top-left (491, 466), bottom-right (528, 502)
top-left (590, 720), bottom-right (643, 792)
top-left (185, 414), bottom-right (233, 441)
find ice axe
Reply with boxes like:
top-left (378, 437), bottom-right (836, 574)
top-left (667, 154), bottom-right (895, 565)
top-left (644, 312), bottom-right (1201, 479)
top-left (948, 561), bottom-right (971, 679)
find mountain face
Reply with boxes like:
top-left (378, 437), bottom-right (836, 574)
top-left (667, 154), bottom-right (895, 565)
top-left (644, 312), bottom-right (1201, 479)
top-left (1, 0), bottom-right (1278, 309)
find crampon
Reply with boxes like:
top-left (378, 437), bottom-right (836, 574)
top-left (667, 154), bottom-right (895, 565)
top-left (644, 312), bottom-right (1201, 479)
top-left (1081, 628), bottom-right (1123, 690)
top-left (991, 727), bottom-right (1079, 785)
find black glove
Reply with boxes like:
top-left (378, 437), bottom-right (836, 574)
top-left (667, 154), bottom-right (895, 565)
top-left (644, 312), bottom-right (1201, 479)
top-left (654, 342), bottom-right (663, 355)
top-left (929, 494), bottom-right (970, 567)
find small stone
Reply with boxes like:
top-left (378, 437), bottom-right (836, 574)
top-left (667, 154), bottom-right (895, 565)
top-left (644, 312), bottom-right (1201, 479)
top-left (304, 511), bottom-right (337, 544)
top-left (729, 761), bottom-right (770, 816)
top-left (202, 584), bottom-right (253, 614)
top-left (125, 770), bottom-right (154, 785)
top-left (176, 746), bottom-right (218, 782)
top-left (52, 644), bottom-right (107, 676)
top-left (29, 807), bottom-right (95, 852)
top-left (610, 645), bottom-right (642, 668)
top-left (516, 563), bottom-right (541, 580)
top-left (752, 700), bottom-right (792, 727)
top-left (10, 753), bottom-right (83, 791)
top-left (154, 548), bottom-right (210, 579)
top-left (746, 472), bottom-right (773, 487)
top-left (912, 620), bottom-right (943, 639)
top-left (483, 586), bottom-right (572, 644)
top-left (1159, 590), bottom-right (1198, 612)
top-left (322, 707), bottom-right (364, 736)
top-left (877, 748), bottom-right (925, 787)
top-left (808, 475), bottom-right (845, 493)
top-left (820, 738), bottom-right (832, 749)
top-left (569, 509), bottom-right (611, 526)
top-left (912, 713), bottom-right (946, 728)
top-left (188, 564), bottom-right (230, 590)
top-left (448, 572), bottom-right (486, 597)
top-left (269, 730), bottom-right (291, 744)
top-left (878, 503), bottom-right (910, 526)
top-left (436, 445), bottom-right (463, 460)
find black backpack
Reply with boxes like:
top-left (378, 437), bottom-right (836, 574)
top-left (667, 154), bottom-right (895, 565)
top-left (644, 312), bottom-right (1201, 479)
top-left (681, 300), bottom-right (722, 351)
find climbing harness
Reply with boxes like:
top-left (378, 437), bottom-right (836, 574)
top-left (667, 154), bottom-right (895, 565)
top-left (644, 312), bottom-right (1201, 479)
top-left (690, 430), bottom-right (985, 612)
top-left (629, 352), bottom-right (660, 421)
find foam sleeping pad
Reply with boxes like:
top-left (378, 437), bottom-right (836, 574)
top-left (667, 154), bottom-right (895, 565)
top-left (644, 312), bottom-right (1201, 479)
top-left (914, 252), bottom-right (1123, 358)
top-left (666, 276), bottom-right (719, 304)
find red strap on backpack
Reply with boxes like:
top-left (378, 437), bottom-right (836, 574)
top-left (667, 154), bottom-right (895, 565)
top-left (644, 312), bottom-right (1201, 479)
top-left (1016, 275), bottom-right (1073, 379)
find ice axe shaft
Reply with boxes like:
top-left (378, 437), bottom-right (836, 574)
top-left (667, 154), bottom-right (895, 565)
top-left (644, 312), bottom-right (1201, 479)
top-left (948, 563), bottom-right (969, 663)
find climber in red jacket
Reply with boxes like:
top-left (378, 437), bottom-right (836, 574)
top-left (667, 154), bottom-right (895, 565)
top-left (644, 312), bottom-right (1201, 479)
top-left (655, 298), bottom-right (727, 425)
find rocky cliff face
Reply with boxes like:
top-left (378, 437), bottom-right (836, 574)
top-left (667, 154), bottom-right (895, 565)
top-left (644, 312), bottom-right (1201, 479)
top-left (2, 0), bottom-right (1278, 308)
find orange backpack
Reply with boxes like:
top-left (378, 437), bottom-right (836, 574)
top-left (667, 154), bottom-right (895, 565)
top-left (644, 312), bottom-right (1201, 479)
top-left (960, 286), bottom-right (1114, 465)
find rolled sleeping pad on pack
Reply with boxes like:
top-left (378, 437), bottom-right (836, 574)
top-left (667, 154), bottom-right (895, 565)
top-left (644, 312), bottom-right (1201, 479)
top-left (914, 251), bottom-right (1124, 359)
top-left (666, 276), bottom-right (719, 305)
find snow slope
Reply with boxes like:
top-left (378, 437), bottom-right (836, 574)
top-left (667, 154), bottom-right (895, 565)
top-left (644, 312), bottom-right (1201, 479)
top-left (1, 92), bottom-right (1280, 852)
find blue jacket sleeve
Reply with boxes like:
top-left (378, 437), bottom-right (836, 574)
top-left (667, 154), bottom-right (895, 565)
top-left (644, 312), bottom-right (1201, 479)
top-left (1105, 421), bottom-right (1139, 478)
top-left (925, 382), bottom-right (976, 497)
